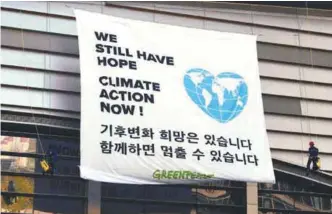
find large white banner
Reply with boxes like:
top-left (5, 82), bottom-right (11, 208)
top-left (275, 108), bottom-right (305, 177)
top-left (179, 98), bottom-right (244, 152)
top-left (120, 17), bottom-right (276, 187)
top-left (75, 9), bottom-right (275, 184)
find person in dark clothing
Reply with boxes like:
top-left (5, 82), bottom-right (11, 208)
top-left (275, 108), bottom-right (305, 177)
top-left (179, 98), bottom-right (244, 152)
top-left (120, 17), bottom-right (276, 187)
top-left (306, 141), bottom-right (319, 175)
top-left (43, 149), bottom-right (58, 175)
top-left (3, 181), bottom-right (17, 205)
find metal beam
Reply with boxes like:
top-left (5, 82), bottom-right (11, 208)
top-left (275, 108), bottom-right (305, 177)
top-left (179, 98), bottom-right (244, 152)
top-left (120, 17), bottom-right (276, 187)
top-left (259, 208), bottom-right (332, 214)
top-left (258, 189), bottom-right (332, 197)
top-left (101, 196), bottom-right (246, 209)
top-left (1, 151), bottom-right (79, 160)
top-left (1, 191), bottom-right (86, 200)
top-left (1, 171), bottom-right (83, 180)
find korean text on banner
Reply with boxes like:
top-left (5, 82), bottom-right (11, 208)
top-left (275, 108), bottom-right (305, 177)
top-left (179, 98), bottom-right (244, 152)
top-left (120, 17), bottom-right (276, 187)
top-left (74, 9), bottom-right (275, 184)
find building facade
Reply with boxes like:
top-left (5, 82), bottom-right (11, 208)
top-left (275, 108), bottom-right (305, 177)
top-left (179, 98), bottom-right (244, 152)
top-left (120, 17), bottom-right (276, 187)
top-left (1, 1), bottom-right (332, 214)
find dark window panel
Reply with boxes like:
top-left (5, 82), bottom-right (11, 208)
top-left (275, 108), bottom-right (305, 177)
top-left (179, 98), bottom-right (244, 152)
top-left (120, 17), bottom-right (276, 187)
top-left (258, 192), bottom-right (332, 212)
top-left (101, 182), bottom-right (245, 205)
top-left (262, 95), bottom-right (302, 116)
top-left (1, 156), bottom-right (80, 176)
top-left (259, 171), bottom-right (332, 194)
top-left (101, 201), bottom-right (244, 214)
top-left (1, 136), bottom-right (80, 157)
top-left (1, 135), bottom-right (80, 177)
top-left (37, 138), bottom-right (80, 157)
top-left (1, 123), bottom-right (80, 139)
top-left (1, 175), bottom-right (86, 196)
top-left (1, 196), bottom-right (86, 214)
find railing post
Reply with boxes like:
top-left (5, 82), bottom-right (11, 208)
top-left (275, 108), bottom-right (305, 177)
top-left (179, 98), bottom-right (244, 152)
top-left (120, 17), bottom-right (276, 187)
top-left (88, 181), bottom-right (101, 214)
top-left (247, 182), bottom-right (258, 214)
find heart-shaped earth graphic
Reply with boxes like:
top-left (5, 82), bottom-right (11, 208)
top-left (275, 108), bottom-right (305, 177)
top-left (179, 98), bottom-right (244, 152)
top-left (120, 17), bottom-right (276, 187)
top-left (184, 68), bottom-right (248, 123)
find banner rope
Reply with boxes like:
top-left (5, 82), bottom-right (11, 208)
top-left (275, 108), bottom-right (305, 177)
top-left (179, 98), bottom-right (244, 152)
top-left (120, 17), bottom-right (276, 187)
top-left (305, 1), bottom-right (320, 174)
top-left (295, 11), bottom-right (306, 168)
top-left (47, 1), bottom-right (52, 154)
top-left (20, 11), bottom-right (45, 157)
top-left (305, 1), bottom-right (317, 144)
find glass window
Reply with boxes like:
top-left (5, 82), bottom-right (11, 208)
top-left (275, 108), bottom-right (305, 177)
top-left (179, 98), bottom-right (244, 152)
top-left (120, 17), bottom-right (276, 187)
top-left (102, 201), bottom-right (192, 214)
top-left (195, 188), bottom-right (245, 206)
top-left (1, 196), bottom-right (86, 214)
top-left (102, 184), bottom-right (194, 202)
top-left (1, 195), bottom-right (34, 213)
top-left (38, 138), bottom-right (80, 157)
top-left (259, 192), bottom-right (332, 212)
top-left (102, 183), bottom-right (245, 206)
top-left (1, 134), bottom-right (85, 214)
top-left (101, 201), bottom-right (244, 214)
top-left (1, 155), bottom-right (79, 176)
top-left (1, 136), bottom-right (37, 153)
top-left (1, 136), bottom-right (80, 157)
top-left (259, 170), bottom-right (332, 213)
top-left (1, 155), bottom-right (36, 173)
top-left (1, 176), bottom-right (86, 196)
top-left (259, 212), bottom-right (285, 214)
top-left (195, 205), bottom-right (245, 214)
top-left (294, 194), bottom-right (332, 211)
top-left (1, 135), bottom-right (80, 176)
top-left (260, 171), bottom-right (332, 194)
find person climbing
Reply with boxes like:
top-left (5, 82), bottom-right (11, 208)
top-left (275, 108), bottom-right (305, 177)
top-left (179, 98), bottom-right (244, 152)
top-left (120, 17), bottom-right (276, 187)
top-left (42, 149), bottom-right (58, 175)
top-left (306, 141), bottom-right (319, 175)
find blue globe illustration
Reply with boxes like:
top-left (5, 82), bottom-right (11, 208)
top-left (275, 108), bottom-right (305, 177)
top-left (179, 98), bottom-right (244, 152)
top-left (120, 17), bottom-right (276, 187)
top-left (184, 68), bottom-right (248, 123)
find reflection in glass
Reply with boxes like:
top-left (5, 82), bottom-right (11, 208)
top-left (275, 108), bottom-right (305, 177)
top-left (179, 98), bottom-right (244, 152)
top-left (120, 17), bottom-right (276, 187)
top-left (259, 193), bottom-right (332, 212)
top-left (194, 187), bottom-right (245, 206)
top-left (37, 138), bottom-right (80, 157)
top-left (1, 136), bottom-right (80, 157)
top-left (259, 171), bottom-right (332, 212)
top-left (1, 136), bottom-right (37, 174)
top-left (101, 201), bottom-right (243, 214)
top-left (1, 155), bottom-right (80, 176)
top-left (1, 176), bottom-right (86, 196)
top-left (194, 180), bottom-right (246, 206)
top-left (195, 205), bottom-right (243, 214)
top-left (102, 182), bottom-right (245, 206)
top-left (259, 171), bottom-right (332, 194)
top-left (1, 176), bottom-right (34, 213)
top-left (102, 183), bottom-right (193, 202)
top-left (1, 156), bottom-right (36, 173)
top-left (102, 201), bottom-right (192, 214)
top-left (1, 197), bottom-right (85, 214)
top-left (1, 136), bottom-right (37, 154)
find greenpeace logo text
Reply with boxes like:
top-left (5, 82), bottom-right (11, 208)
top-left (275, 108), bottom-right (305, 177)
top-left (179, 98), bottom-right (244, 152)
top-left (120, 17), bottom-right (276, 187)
top-left (153, 170), bottom-right (215, 180)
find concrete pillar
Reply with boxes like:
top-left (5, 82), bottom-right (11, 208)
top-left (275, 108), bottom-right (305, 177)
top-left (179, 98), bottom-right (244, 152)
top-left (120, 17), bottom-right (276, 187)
top-left (246, 182), bottom-right (258, 214)
top-left (87, 181), bottom-right (101, 214)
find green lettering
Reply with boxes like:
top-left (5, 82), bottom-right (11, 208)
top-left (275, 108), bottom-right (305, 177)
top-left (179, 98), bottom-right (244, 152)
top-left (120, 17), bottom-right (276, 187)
top-left (173, 171), bottom-right (180, 179)
top-left (186, 171), bottom-right (192, 179)
top-left (161, 170), bottom-right (167, 179)
top-left (180, 171), bottom-right (185, 179)
top-left (153, 170), bottom-right (161, 179)
top-left (167, 171), bottom-right (174, 179)
top-left (153, 170), bottom-right (215, 180)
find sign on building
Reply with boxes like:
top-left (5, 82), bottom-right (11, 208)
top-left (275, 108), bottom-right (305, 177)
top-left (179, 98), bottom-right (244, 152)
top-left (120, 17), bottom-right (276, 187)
top-left (75, 9), bottom-right (275, 184)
